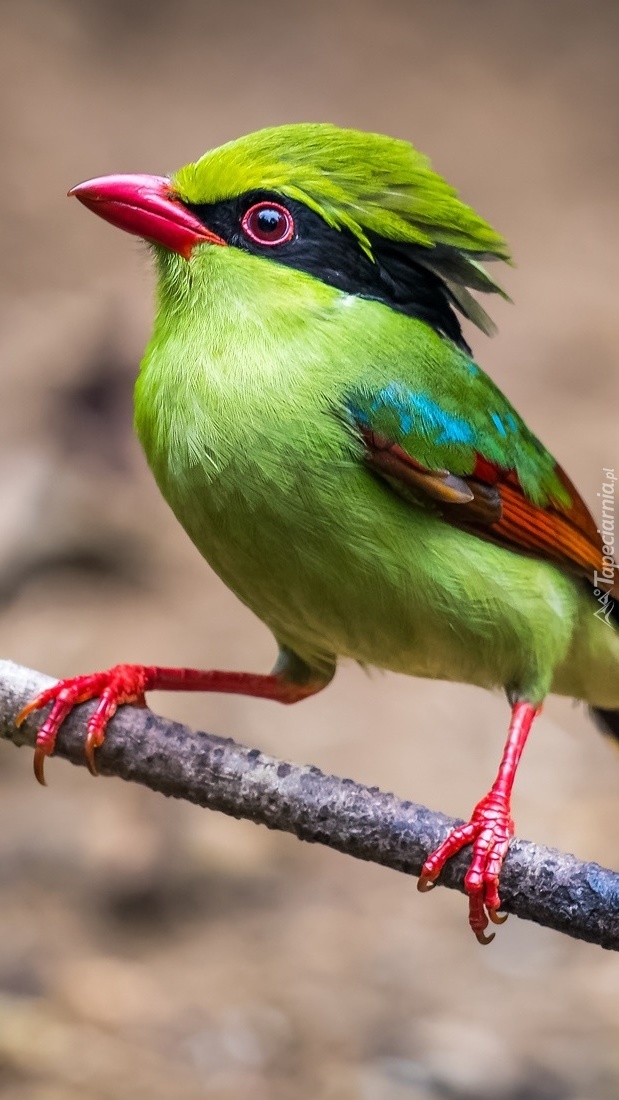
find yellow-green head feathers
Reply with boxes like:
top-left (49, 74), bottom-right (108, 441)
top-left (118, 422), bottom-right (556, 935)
top-left (173, 123), bottom-right (510, 335)
top-left (174, 124), bottom-right (508, 260)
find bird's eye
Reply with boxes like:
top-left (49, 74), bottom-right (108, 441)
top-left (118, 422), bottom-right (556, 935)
top-left (241, 202), bottom-right (294, 247)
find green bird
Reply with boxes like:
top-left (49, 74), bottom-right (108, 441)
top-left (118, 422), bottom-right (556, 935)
top-left (20, 124), bottom-right (619, 943)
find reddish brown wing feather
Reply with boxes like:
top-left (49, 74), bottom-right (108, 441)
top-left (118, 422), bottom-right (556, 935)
top-left (362, 430), bottom-right (611, 590)
top-left (493, 467), bottom-right (603, 579)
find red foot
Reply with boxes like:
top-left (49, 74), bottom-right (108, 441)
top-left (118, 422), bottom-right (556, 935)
top-left (17, 662), bottom-right (326, 786)
top-left (416, 700), bottom-right (539, 944)
top-left (418, 791), bottom-right (512, 943)
top-left (16, 664), bottom-right (149, 784)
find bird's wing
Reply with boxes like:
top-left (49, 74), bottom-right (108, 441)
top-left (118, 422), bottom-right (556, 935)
top-left (345, 377), bottom-right (606, 586)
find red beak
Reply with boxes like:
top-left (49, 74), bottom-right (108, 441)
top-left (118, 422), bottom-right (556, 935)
top-left (68, 173), bottom-right (225, 259)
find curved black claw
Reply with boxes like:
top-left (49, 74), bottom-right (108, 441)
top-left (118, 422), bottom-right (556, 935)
top-left (417, 875), bottom-right (437, 893)
top-left (475, 929), bottom-right (496, 946)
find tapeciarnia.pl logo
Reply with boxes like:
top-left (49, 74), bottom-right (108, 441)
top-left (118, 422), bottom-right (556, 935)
top-left (593, 468), bottom-right (616, 626)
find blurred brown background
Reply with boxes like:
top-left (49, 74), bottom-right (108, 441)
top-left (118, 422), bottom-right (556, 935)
top-left (1, 1), bottom-right (618, 1097)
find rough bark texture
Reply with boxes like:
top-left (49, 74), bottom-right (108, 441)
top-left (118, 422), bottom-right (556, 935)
top-left (1, 660), bottom-right (618, 950)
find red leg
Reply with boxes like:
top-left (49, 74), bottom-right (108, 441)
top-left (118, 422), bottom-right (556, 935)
top-left (417, 700), bottom-right (540, 944)
top-left (17, 661), bottom-right (329, 785)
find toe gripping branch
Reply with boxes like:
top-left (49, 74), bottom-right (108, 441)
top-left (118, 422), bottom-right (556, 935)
top-left (16, 663), bottom-right (325, 785)
top-left (17, 658), bottom-right (538, 946)
top-left (417, 700), bottom-right (540, 944)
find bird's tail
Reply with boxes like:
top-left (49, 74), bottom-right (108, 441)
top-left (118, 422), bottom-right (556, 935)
top-left (588, 579), bottom-right (619, 747)
top-left (590, 706), bottom-right (619, 746)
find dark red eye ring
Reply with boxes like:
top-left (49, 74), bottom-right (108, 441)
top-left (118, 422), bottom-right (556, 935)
top-left (241, 201), bottom-right (295, 247)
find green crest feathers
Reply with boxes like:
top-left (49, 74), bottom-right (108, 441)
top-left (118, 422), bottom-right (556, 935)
top-left (173, 124), bottom-right (511, 335)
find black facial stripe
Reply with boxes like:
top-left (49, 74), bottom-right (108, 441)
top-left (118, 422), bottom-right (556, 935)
top-left (184, 190), bottom-right (467, 351)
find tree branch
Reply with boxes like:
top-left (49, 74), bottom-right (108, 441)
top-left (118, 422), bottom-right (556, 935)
top-left (1, 659), bottom-right (618, 949)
